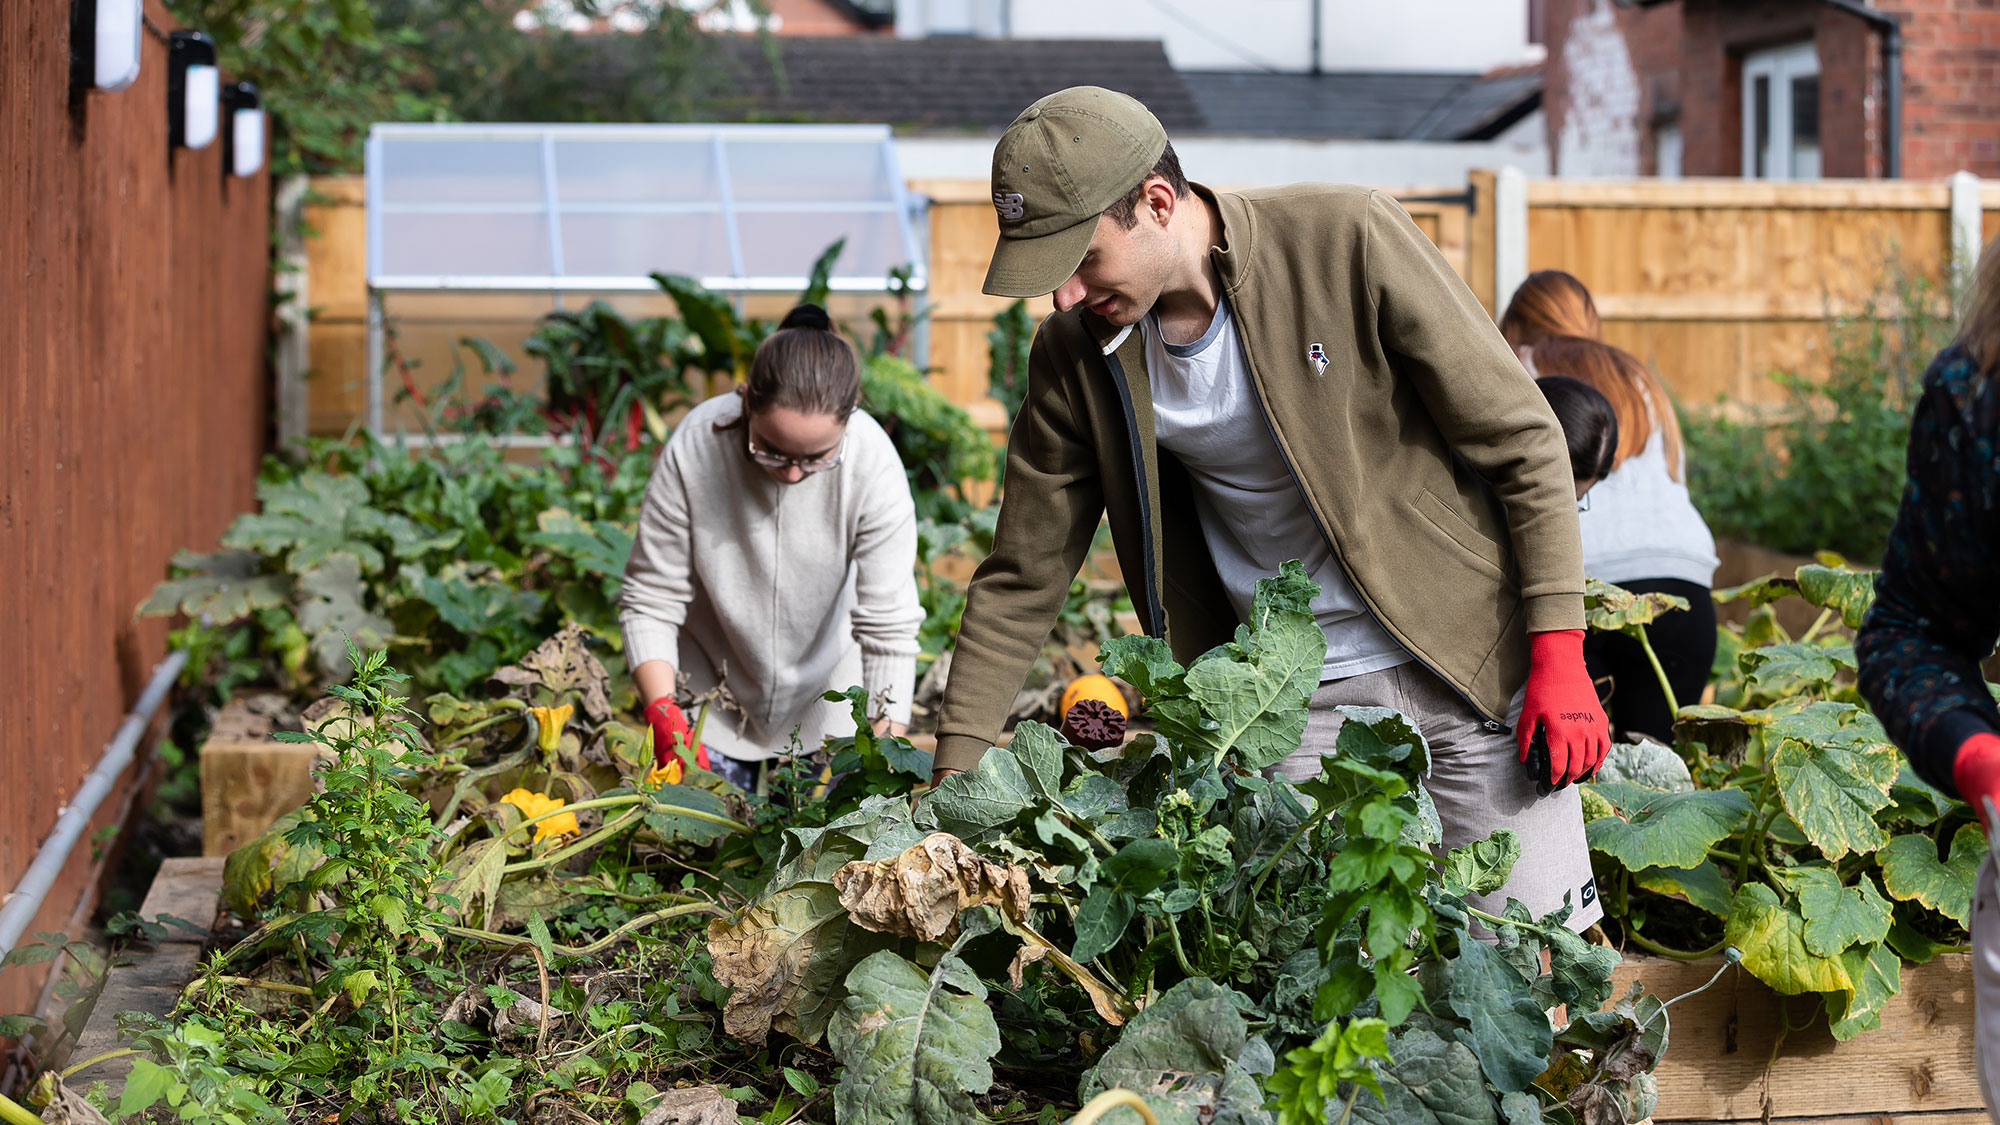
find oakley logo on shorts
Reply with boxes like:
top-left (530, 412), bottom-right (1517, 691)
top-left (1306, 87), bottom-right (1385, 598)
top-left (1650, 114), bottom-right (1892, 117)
top-left (1581, 877), bottom-right (1598, 907)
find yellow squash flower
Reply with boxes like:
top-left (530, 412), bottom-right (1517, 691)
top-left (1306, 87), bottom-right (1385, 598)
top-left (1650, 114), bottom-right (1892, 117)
top-left (500, 787), bottom-right (578, 843)
top-left (645, 755), bottom-right (684, 787)
top-left (528, 704), bottom-right (574, 752)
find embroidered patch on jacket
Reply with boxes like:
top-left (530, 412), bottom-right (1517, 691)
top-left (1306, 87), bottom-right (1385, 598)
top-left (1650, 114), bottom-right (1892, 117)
top-left (1307, 342), bottom-right (1329, 376)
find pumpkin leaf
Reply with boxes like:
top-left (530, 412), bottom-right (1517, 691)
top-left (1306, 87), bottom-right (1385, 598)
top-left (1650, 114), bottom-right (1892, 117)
top-left (1722, 883), bottom-right (1854, 996)
top-left (1781, 867), bottom-right (1893, 957)
top-left (1583, 782), bottom-right (1752, 871)
top-left (1877, 822), bottom-right (1984, 927)
top-left (1767, 703), bottom-right (1897, 860)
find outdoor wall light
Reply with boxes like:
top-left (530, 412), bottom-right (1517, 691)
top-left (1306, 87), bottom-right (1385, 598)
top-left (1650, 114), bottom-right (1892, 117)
top-left (222, 82), bottom-right (264, 177)
top-left (91, 0), bottom-right (143, 91)
top-left (168, 31), bottom-right (218, 150)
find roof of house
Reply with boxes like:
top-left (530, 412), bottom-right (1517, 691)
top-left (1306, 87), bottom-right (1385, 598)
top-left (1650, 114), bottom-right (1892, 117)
top-left (686, 35), bottom-right (1540, 140)
top-left (703, 36), bottom-right (1206, 131)
top-left (1177, 67), bottom-right (1541, 140)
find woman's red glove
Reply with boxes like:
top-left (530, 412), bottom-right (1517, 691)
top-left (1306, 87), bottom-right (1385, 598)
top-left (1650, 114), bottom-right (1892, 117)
top-left (1954, 730), bottom-right (2000, 829)
top-left (645, 698), bottom-right (709, 772)
top-left (1518, 629), bottom-right (1610, 787)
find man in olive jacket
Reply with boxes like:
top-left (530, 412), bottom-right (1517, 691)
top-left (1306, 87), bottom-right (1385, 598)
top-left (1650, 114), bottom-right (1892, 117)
top-left (937, 87), bottom-right (1610, 929)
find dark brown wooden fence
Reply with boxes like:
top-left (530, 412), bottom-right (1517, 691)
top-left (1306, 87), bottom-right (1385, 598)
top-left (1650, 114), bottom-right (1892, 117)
top-left (1, 0), bottom-right (269, 1018)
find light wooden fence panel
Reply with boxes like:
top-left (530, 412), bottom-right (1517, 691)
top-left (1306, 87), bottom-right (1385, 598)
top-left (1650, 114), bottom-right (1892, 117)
top-left (1525, 180), bottom-right (1961, 408)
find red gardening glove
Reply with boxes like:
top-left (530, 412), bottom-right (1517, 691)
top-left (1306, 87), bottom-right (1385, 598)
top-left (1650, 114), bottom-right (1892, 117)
top-left (1518, 629), bottom-right (1610, 787)
top-left (645, 698), bottom-right (709, 772)
top-left (1954, 731), bottom-right (2000, 830)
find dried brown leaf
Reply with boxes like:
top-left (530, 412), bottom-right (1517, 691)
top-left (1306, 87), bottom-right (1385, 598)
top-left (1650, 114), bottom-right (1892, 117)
top-left (833, 832), bottom-right (1032, 941)
top-left (637, 1085), bottom-right (742, 1125)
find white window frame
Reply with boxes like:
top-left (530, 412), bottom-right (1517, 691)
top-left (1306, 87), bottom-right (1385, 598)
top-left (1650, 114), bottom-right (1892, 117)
top-left (1741, 40), bottom-right (1820, 181)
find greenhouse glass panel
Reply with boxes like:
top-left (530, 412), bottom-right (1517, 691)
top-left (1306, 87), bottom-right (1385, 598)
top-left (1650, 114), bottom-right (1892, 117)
top-left (362, 123), bottom-right (928, 435)
top-left (367, 123), bottom-right (924, 292)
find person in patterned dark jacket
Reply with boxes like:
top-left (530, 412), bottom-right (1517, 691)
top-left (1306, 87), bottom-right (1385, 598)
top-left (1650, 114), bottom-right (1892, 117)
top-left (1857, 232), bottom-right (2000, 807)
top-left (1856, 230), bottom-right (2000, 1119)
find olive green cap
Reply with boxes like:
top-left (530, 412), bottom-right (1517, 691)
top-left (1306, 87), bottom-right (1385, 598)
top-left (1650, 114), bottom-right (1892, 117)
top-left (982, 87), bottom-right (1168, 299)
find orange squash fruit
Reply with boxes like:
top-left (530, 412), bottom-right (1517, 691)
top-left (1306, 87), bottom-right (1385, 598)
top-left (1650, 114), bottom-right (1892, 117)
top-left (1060, 674), bottom-right (1129, 720)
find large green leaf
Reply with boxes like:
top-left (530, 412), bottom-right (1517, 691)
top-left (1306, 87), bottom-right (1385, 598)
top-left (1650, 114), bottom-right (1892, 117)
top-left (1741, 642), bottom-right (1855, 692)
top-left (1877, 823), bottom-right (1983, 927)
top-left (1449, 934), bottom-right (1553, 1093)
top-left (138, 548), bottom-right (292, 623)
top-left (827, 949), bottom-right (1001, 1125)
top-left (1591, 741), bottom-right (1693, 792)
top-left (295, 556), bottom-right (393, 682)
top-left (1585, 578), bottom-right (1689, 632)
top-left (526, 507), bottom-right (635, 588)
top-left (1346, 1028), bottom-right (1500, 1125)
top-left (1767, 703), bottom-right (1897, 860)
top-left (221, 809), bottom-right (323, 920)
top-left (1722, 883), bottom-right (1853, 996)
top-left (1098, 634), bottom-right (1187, 700)
top-left (1584, 782), bottom-right (1752, 871)
top-left (1829, 941), bottom-right (1901, 1040)
top-left (917, 747), bottom-right (1035, 843)
top-left (1632, 861), bottom-right (1733, 917)
top-left (221, 471), bottom-right (431, 574)
top-left (1175, 563), bottom-right (1327, 770)
top-left (1078, 978), bottom-right (1272, 1125)
top-left (1794, 564), bottom-right (1876, 629)
top-left (1544, 925), bottom-right (1621, 1013)
top-left (1782, 867), bottom-right (1892, 957)
top-left (1441, 830), bottom-right (1520, 899)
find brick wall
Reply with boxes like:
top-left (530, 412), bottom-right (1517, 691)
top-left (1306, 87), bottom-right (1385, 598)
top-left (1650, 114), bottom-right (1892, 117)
top-left (1896, 0), bottom-right (2000, 178)
top-left (1542, 0), bottom-right (1682, 176)
top-left (1545, 0), bottom-right (2000, 180)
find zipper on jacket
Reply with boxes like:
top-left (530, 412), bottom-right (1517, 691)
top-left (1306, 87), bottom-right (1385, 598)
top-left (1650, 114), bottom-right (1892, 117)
top-left (1102, 344), bottom-right (1168, 639)
top-left (1237, 366), bottom-right (1510, 734)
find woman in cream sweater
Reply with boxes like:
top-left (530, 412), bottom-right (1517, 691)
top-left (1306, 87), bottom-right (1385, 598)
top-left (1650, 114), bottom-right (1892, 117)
top-left (619, 305), bottom-right (924, 791)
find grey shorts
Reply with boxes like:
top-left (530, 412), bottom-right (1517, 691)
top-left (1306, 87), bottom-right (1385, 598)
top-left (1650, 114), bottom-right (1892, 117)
top-left (1273, 660), bottom-right (1604, 933)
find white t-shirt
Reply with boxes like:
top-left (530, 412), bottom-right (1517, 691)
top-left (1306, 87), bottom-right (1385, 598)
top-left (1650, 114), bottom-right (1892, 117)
top-left (1144, 298), bottom-right (1410, 682)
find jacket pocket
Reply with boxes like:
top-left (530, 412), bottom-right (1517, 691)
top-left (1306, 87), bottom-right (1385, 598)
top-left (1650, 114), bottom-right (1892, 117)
top-left (1415, 489), bottom-right (1507, 578)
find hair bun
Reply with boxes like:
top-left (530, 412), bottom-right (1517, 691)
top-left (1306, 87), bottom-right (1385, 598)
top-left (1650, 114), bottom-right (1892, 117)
top-left (779, 303), bottom-right (832, 331)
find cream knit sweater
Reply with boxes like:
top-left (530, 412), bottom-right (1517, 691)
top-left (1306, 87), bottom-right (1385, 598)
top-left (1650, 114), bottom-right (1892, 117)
top-left (619, 392), bottom-right (924, 761)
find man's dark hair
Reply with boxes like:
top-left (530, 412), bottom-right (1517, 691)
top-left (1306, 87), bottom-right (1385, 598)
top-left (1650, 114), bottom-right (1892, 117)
top-left (1535, 375), bottom-right (1619, 485)
top-left (1102, 141), bottom-right (1191, 230)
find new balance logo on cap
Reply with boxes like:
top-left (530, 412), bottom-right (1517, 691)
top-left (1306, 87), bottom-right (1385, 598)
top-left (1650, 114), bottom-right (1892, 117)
top-left (993, 192), bottom-right (1026, 221)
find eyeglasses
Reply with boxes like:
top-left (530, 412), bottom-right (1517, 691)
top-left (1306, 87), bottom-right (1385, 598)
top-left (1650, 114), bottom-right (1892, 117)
top-left (747, 434), bottom-right (845, 474)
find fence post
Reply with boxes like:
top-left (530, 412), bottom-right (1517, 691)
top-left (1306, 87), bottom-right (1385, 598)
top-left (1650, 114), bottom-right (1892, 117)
top-left (1950, 170), bottom-right (1982, 289)
top-left (1494, 166), bottom-right (1529, 316)
top-left (273, 176), bottom-right (310, 451)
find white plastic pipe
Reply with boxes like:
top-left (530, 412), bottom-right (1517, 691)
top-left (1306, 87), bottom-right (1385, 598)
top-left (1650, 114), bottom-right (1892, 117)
top-left (0, 649), bottom-right (187, 956)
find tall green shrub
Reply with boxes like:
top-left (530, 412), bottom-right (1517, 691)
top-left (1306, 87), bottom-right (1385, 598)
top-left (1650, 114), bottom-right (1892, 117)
top-left (1684, 268), bottom-right (1960, 562)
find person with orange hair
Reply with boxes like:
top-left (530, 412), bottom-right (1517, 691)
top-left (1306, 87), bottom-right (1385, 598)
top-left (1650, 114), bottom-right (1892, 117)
top-left (1523, 334), bottom-right (1718, 744)
top-left (1499, 270), bottom-right (1602, 357)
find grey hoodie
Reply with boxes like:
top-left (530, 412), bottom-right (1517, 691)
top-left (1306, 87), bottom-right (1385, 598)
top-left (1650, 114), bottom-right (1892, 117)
top-left (620, 392), bottom-right (923, 760)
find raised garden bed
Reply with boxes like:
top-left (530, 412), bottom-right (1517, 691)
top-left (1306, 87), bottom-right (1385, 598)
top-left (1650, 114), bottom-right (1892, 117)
top-left (1614, 952), bottom-right (1979, 1123)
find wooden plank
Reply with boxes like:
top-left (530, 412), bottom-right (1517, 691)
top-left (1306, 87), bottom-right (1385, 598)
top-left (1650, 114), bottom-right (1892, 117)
top-left (1529, 178), bottom-right (1953, 209)
top-left (1672, 1104), bottom-right (2000, 1112)
top-left (199, 702), bottom-right (320, 856)
top-left (69, 859), bottom-right (224, 1100)
top-left (1613, 954), bottom-right (1979, 1122)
